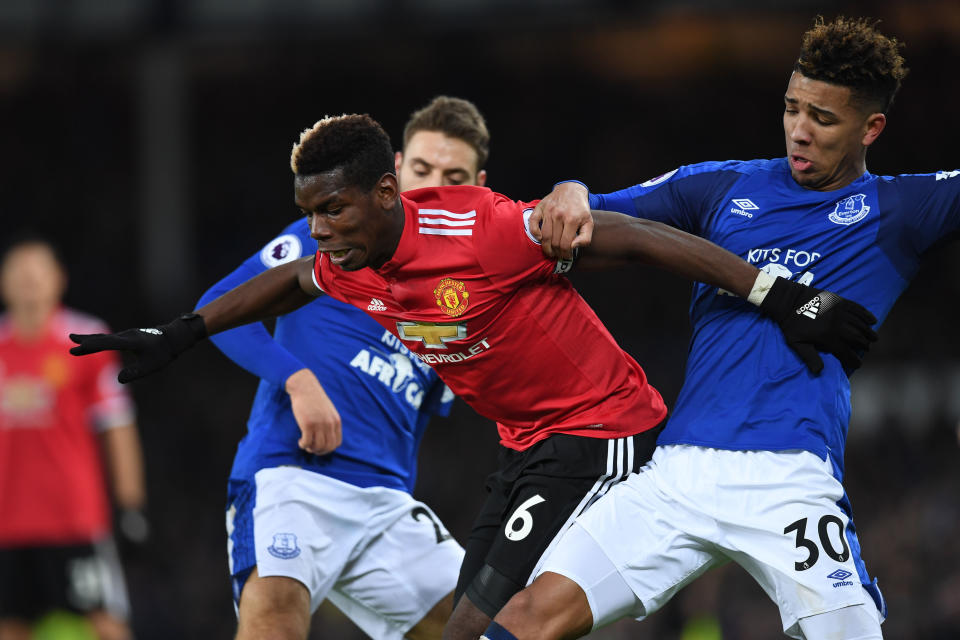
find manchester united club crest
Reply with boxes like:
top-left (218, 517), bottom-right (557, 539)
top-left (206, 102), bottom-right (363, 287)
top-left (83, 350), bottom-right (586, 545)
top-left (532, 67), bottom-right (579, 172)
top-left (434, 278), bottom-right (470, 317)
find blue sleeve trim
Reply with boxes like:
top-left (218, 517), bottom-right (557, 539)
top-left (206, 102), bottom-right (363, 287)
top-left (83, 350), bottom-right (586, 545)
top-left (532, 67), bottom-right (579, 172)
top-left (554, 179), bottom-right (588, 191)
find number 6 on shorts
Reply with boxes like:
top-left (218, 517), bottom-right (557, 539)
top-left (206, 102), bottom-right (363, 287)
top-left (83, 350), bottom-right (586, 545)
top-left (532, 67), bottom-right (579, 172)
top-left (504, 494), bottom-right (545, 541)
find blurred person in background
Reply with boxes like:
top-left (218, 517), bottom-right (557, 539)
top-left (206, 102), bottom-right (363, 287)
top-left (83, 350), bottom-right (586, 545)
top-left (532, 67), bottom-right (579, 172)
top-left (195, 96), bottom-right (488, 640)
top-left (489, 15), bottom-right (959, 640)
top-left (69, 111), bottom-right (877, 640)
top-left (0, 236), bottom-right (147, 640)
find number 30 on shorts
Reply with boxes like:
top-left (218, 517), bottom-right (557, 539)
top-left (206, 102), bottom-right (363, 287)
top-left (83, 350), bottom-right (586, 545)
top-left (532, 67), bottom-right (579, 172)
top-left (504, 494), bottom-right (545, 541)
top-left (783, 515), bottom-right (850, 571)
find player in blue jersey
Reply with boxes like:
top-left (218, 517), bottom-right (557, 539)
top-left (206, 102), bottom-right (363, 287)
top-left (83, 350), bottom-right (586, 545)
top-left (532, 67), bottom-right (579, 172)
top-left (483, 16), bottom-right (954, 640)
top-left (197, 97), bottom-right (489, 640)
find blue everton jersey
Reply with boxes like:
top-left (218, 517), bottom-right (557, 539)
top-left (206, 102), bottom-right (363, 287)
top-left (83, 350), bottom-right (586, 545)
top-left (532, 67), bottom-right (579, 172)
top-left (591, 159), bottom-right (960, 477)
top-left (198, 219), bottom-right (453, 493)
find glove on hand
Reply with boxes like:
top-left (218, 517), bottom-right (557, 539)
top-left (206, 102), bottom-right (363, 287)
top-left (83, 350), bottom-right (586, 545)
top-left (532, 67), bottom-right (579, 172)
top-left (69, 313), bottom-right (207, 383)
top-left (759, 277), bottom-right (878, 374)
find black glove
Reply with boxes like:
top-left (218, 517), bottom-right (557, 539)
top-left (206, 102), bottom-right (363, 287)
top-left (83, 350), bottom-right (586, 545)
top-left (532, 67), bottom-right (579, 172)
top-left (760, 278), bottom-right (878, 374)
top-left (116, 508), bottom-right (151, 546)
top-left (69, 313), bottom-right (207, 383)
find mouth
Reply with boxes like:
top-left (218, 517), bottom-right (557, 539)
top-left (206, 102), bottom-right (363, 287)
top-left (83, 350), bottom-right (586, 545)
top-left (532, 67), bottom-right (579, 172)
top-left (790, 154), bottom-right (813, 172)
top-left (322, 248), bottom-right (354, 265)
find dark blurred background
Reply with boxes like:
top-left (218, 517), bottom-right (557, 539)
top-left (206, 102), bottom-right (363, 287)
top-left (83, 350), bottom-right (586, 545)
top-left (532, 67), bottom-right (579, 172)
top-left (2, 0), bottom-right (959, 637)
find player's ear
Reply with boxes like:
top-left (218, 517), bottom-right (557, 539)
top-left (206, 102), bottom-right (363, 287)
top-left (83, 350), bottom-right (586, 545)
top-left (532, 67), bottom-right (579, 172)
top-left (375, 172), bottom-right (400, 208)
top-left (476, 169), bottom-right (487, 187)
top-left (862, 112), bottom-right (886, 147)
top-left (394, 151), bottom-right (403, 174)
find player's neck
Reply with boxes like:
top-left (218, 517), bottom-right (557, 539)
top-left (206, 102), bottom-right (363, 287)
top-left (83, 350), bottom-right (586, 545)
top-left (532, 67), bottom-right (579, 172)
top-left (8, 303), bottom-right (56, 340)
top-left (371, 201), bottom-right (407, 270)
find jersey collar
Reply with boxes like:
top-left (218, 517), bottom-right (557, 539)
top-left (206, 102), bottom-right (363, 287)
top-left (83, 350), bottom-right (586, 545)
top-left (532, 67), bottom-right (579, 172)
top-left (375, 195), bottom-right (418, 275)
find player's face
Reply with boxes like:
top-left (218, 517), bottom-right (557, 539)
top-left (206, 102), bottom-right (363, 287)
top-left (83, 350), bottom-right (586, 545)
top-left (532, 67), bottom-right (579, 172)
top-left (295, 169), bottom-right (402, 271)
top-left (395, 130), bottom-right (487, 191)
top-left (782, 72), bottom-right (885, 191)
top-left (0, 244), bottom-right (66, 313)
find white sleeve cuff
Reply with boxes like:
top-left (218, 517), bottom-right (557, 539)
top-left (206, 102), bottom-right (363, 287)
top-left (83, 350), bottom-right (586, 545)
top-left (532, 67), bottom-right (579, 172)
top-left (747, 270), bottom-right (777, 306)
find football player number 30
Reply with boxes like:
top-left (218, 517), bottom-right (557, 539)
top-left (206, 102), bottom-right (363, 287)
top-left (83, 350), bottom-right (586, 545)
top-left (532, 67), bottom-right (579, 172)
top-left (784, 515), bottom-right (850, 571)
top-left (505, 495), bottom-right (546, 541)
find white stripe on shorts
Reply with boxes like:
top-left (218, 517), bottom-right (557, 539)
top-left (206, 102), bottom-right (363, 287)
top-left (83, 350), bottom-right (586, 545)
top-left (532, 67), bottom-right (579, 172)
top-left (525, 436), bottom-right (635, 585)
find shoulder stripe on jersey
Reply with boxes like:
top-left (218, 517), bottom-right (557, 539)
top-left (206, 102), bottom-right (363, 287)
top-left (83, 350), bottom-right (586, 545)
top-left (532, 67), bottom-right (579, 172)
top-left (419, 217), bottom-right (475, 227)
top-left (419, 228), bottom-right (473, 236)
top-left (418, 208), bottom-right (477, 237)
top-left (419, 208), bottom-right (477, 219)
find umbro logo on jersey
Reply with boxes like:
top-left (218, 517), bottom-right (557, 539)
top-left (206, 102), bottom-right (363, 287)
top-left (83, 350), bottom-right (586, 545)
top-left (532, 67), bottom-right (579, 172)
top-left (796, 296), bottom-right (821, 319)
top-left (418, 208), bottom-right (476, 236)
top-left (367, 298), bottom-right (387, 311)
top-left (936, 170), bottom-right (960, 181)
top-left (730, 198), bottom-right (758, 218)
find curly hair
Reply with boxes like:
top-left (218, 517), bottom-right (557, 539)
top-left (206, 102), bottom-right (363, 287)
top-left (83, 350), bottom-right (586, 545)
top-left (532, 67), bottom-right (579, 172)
top-left (402, 96), bottom-right (490, 169)
top-left (290, 114), bottom-right (395, 190)
top-left (795, 16), bottom-right (908, 114)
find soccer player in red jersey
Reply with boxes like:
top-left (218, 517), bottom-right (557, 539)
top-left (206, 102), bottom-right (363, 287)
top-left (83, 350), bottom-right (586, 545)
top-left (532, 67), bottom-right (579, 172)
top-left (69, 114), bottom-right (876, 640)
top-left (0, 237), bottom-right (147, 640)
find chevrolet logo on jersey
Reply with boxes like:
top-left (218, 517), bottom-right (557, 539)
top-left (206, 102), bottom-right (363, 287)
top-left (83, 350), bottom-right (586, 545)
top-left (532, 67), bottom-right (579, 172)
top-left (397, 321), bottom-right (467, 349)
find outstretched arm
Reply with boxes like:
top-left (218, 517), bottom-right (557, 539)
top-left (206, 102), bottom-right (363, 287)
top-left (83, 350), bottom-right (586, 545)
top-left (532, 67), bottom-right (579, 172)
top-left (580, 210), bottom-right (758, 297)
top-left (574, 210), bottom-right (877, 374)
top-left (69, 256), bottom-right (320, 383)
top-left (198, 249), bottom-right (340, 455)
top-left (196, 256), bottom-right (318, 334)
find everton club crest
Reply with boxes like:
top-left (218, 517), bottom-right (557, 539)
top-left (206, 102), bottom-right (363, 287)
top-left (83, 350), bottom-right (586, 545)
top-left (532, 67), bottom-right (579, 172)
top-left (434, 278), bottom-right (470, 317)
top-left (828, 193), bottom-right (870, 226)
top-left (267, 532), bottom-right (301, 559)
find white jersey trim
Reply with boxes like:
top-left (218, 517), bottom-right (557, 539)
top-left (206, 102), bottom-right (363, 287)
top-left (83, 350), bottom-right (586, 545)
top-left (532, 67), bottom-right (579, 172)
top-left (310, 268), bottom-right (325, 293)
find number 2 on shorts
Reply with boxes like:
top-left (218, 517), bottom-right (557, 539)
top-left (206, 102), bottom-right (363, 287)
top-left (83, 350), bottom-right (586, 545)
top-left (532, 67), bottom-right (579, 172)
top-left (504, 494), bottom-right (546, 541)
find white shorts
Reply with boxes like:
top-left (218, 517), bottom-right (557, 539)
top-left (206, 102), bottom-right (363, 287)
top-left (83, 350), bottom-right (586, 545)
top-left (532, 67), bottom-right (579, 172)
top-left (540, 445), bottom-right (885, 637)
top-left (226, 466), bottom-right (465, 640)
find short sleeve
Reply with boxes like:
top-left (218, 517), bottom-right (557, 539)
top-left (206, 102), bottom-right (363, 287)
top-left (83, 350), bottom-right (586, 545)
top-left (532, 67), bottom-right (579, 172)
top-left (474, 193), bottom-right (571, 292)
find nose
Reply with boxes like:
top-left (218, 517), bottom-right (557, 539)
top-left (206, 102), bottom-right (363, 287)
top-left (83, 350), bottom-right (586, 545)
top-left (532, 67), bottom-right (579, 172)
top-left (789, 115), bottom-right (812, 145)
top-left (309, 214), bottom-right (331, 240)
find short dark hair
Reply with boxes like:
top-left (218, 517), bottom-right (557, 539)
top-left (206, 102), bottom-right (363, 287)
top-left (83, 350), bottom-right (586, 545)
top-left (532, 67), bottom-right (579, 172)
top-left (794, 16), bottom-right (908, 114)
top-left (290, 114), bottom-right (395, 190)
top-left (403, 96), bottom-right (490, 169)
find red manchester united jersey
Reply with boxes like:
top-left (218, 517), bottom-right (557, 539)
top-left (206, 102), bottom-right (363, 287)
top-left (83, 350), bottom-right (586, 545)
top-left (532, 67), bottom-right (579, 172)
top-left (312, 186), bottom-right (666, 450)
top-left (0, 308), bottom-right (134, 545)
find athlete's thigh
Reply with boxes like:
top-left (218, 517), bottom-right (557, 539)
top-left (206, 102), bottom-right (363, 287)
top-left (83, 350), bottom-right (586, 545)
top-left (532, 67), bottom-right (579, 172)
top-left (226, 468), bottom-right (369, 613)
top-left (327, 501), bottom-right (464, 640)
top-left (236, 567), bottom-right (311, 640)
top-left (544, 447), bottom-right (720, 625)
top-left (712, 449), bottom-right (885, 636)
top-left (467, 433), bottom-right (651, 618)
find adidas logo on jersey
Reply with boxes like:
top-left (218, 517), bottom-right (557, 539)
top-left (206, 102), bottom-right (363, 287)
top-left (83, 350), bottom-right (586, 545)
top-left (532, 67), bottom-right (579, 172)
top-left (367, 298), bottom-right (387, 311)
top-left (796, 296), bottom-right (820, 319)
